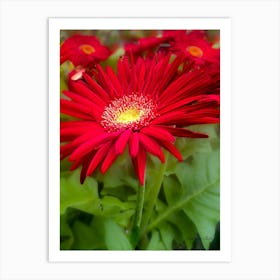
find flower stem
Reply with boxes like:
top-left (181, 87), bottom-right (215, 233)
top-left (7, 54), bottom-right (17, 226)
top-left (134, 184), bottom-right (146, 228)
top-left (130, 183), bottom-right (145, 248)
top-left (140, 158), bottom-right (167, 238)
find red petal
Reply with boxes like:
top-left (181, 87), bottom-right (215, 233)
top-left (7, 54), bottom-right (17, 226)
top-left (139, 133), bottom-right (165, 163)
top-left (86, 142), bottom-right (112, 176)
top-left (159, 141), bottom-right (183, 161)
top-left (79, 152), bottom-right (95, 184)
top-left (151, 111), bottom-right (186, 125)
top-left (100, 145), bottom-right (118, 173)
top-left (117, 58), bottom-right (129, 93)
top-left (132, 147), bottom-right (147, 186)
top-left (115, 129), bottom-right (132, 155)
top-left (129, 132), bottom-right (139, 157)
top-left (62, 90), bottom-right (103, 118)
top-left (70, 132), bottom-right (118, 161)
top-left (157, 126), bottom-right (209, 138)
top-left (106, 66), bottom-right (123, 97)
top-left (70, 82), bottom-right (107, 108)
top-left (141, 125), bottom-right (175, 143)
top-left (60, 99), bottom-right (93, 120)
top-left (137, 59), bottom-right (146, 92)
top-left (83, 73), bottom-right (110, 101)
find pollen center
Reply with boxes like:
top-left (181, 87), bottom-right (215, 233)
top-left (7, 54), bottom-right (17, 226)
top-left (80, 44), bottom-right (95, 54)
top-left (101, 94), bottom-right (157, 131)
top-left (186, 46), bottom-right (203, 58)
top-left (116, 108), bottom-right (141, 124)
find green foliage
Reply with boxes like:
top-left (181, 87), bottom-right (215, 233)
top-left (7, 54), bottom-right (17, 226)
top-left (60, 124), bottom-right (220, 250)
top-left (60, 172), bottom-right (99, 215)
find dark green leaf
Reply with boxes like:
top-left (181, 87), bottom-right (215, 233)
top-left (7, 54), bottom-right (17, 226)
top-left (60, 214), bottom-right (74, 250)
top-left (71, 219), bottom-right (105, 250)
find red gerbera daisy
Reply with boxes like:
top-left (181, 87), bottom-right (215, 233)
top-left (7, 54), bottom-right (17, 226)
top-left (169, 31), bottom-right (220, 66)
top-left (60, 55), bottom-right (220, 185)
top-left (60, 34), bottom-right (111, 67)
top-left (124, 35), bottom-right (169, 58)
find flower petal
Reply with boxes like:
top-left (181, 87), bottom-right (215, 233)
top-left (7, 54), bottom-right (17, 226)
top-left (157, 126), bottom-right (209, 138)
top-left (159, 141), bottom-right (183, 161)
top-left (115, 129), bottom-right (132, 155)
top-left (132, 147), bottom-right (146, 186)
top-left (100, 145), bottom-right (118, 173)
top-left (129, 132), bottom-right (139, 157)
top-left (141, 125), bottom-right (175, 143)
top-left (86, 142), bottom-right (113, 176)
top-left (69, 132), bottom-right (118, 161)
top-left (139, 133), bottom-right (165, 163)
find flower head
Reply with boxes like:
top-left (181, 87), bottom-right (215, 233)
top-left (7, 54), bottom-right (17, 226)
top-left (60, 34), bottom-right (111, 67)
top-left (169, 31), bottom-right (220, 66)
top-left (124, 35), bottom-right (169, 58)
top-left (60, 55), bottom-right (220, 185)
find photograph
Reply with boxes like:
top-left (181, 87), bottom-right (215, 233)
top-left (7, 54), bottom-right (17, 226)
top-left (59, 29), bottom-right (221, 251)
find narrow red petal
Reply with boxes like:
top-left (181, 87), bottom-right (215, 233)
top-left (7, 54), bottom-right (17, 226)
top-left (129, 132), bottom-right (139, 157)
top-left (141, 125), bottom-right (175, 143)
top-left (115, 129), bottom-right (132, 155)
top-left (139, 133), bottom-right (165, 163)
top-left (80, 152), bottom-right (95, 184)
top-left (60, 99), bottom-right (93, 120)
top-left (86, 142), bottom-right (112, 176)
top-left (157, 126), bottom-right (209, 138)
top-left (106, 66), bottom-right (123, 97)
top-left (117, 58), bottom-right (129, 92)
top-left (160, 141), bottom-right (183, 161)
top-left (137, 59), bottom-right (146, 92)
top-left (83, 73), bottom-right (110, 101)
top-left (61, 131), bottom-right (98, 159)
top-left (100, 145), bottom-right (118, 173)
top-left (151, 111), bottom-right (186, 125)
top-left (70, 132), bottom-right (118, 161)
top-left (132, 147), bottom-right (146, 186)
top-left (62, 90), bottom-right (103, 118)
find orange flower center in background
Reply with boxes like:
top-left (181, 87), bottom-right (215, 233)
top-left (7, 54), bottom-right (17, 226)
top-left (101, 94), bottom-right (157, 131)
top-left (186, 46), bottom-right (203, 58)
top-left (80, 44), bottom-right (95, 54)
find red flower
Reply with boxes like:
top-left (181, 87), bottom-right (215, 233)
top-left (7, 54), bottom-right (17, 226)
top-left (60, 55), bottom-right (220, 185)
top-left (125, 35), bottom-right (171, 58)
top-left (169, 31), bottom-right (220, 66)
top-left (60, 34), bottom-right (111, 67)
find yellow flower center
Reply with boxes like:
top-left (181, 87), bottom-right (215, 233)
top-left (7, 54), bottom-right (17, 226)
top-left (101, 94), bottom-right (157, 131)
top-left (186, 46), bottom-right (203, 58)
top-left (80, 44), bottom-right (95, 55)
top-left (116, 108), bottom-right (142, 124)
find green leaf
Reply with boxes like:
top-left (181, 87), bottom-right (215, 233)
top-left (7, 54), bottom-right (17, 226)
top-left (182, 179), bottom-right (219, 249)
top-left (60, 170), bottom-right (99, 215)
top-left (146, 230), bottom-right (166, 250)
top-left (71, 219), bottom-right (105, 250)
top-left (147, 150), bottom-right (220, 250)
top-left (165, 124), bottom-right (219, 175)
top-left (99, 196), bottom-right (135, 226)
top-left (175, 150), bottom-right (220, 249)
top-left (103, 218), bottom-right (132, 250)
top-left (60, 214), bottom-right (74, 250)
top-left (167, 211), bottom-right (197, 250)
top-left (70, 216), bottom-right (133, 250)
top-left (96, 150), bottom-right (138, 191)
top-left (158, 222), bottom-right (174, 250)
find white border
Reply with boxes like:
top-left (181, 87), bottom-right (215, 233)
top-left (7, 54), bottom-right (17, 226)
top-left (49, 18), bottom-right (231, 262)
